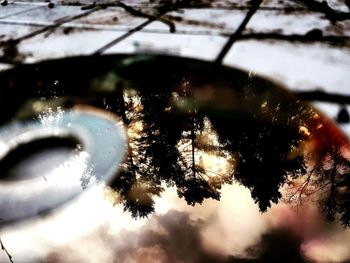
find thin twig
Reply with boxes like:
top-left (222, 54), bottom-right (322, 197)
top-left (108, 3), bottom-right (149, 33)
top-left (293, 0), bottom-right (350, 22)
top-left (117, 2), bottom-right (175, 33)
top-left (288, 167), bottom-right (315, 202)
top-left (93, 0), bottom-right (177, 54)
top-left (215, 0), bottom-right (263, 64)
top-left (239, 33), bottom-right (350, 48)
top-left (0, 238), bottom-right (14, 263)
top-left (296, 90), bottom-right (350, 105)
top-left (305, 182), bottom-right (331, 195)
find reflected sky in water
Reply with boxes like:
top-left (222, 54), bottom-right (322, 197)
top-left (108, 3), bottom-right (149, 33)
top-left (0, 55), bottom-right (350, 263)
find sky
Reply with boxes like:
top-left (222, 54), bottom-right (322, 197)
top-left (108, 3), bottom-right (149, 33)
top-left (1, 182), bottom-right (350, 263)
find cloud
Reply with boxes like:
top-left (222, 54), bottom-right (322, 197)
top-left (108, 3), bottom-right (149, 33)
top-left (133, 210), bottom-right (227, 263)
top-left (43, 209), bottom-right (312, 263)
top-left (3, 185), bottom-right (350, 263)
top-left (43, 210), bottom-right (228, 263)
top-left (228, 228), bottom-right (306, 263)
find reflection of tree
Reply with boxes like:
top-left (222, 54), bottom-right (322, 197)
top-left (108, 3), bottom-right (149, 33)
top-left (109, 88), bottom-right (165, 218)
top-left (203, 81), bottom-right (309, 212)
top-left (315, 131), bottom-right (350, 227)
top-left (106, 57), bottom-right (348, 227)
top-left (284, 117), bottom-right (350, 227)
top-left (104, 57), bottom-right (350, 225)
top-left (213, 119), bottom-right (306, 212)
top-left (105, 60), bottom-right (308, 217)
top-left (109, 71), bottom-right (234, 217)
top-left (1, 55), bottom-right (349, 226)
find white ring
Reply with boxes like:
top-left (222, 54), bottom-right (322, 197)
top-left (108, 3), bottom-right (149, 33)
top-left (0, 106), bottom-right (127, 223)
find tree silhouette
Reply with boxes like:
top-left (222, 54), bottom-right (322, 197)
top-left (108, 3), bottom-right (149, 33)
top-left (0, 55), bottom-right (349, 225)
top-left (282, 110), bottom-right (350, 226)
top-left (110, 55), bottom-right (350, 224)
top-left (105, 56), bottom-right (309, 215)
top-left (108, 60), bottom-right (232, 216)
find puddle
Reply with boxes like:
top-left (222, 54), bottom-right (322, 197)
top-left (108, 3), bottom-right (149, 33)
top-left (0, 54), bottom-right (349, 263)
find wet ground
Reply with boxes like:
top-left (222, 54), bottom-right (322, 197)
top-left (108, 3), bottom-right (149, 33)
top-left (0, 55), bottom-right (349, 262)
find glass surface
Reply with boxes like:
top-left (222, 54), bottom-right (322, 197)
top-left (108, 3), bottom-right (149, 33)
top-left (0, 55), bottom-right (349, 263)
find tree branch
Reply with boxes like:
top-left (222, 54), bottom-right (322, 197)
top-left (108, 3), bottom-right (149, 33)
top-left (0, 238), bottom-right (14, 263)
top-left (117, 1), bottom-right (175, 33)
top-left (295, 90), bottom-right (350, 105)
top-left (239, 32), bottom-right (350, 47)
top-left (288, 167), bottom-right (315, 202)
top-left (293, 0), bottom-right (350, 22)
